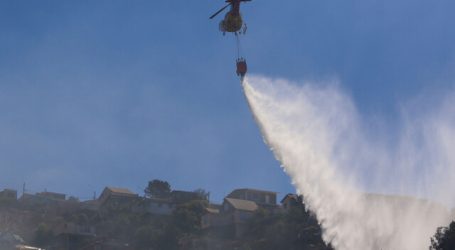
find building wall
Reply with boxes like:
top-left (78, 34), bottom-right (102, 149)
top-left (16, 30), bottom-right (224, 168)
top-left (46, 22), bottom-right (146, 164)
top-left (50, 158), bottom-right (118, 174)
top-left (100, 196), bottom-right (139, 210)
top-left (228, 189), bottom-right (277, 206)
top-left (0, 189), bottom-right (17, 200)
top-left (98, 188), bottom-right (139, 210)
top-left (281, 196), bottom-right (302, 212)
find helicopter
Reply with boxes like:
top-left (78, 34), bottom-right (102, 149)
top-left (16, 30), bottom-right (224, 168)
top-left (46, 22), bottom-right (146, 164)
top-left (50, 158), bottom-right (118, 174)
top-left (209, 0), bottom-right (251, 35)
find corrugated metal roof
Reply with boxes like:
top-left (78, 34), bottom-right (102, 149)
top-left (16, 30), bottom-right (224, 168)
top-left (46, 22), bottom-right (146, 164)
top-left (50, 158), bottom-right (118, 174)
top-left (205, 207), bottom-right (220, 214)
top-left (225, 198), bottom-right (258, 212)
top-left (106, 187), bottom-right (137, 196)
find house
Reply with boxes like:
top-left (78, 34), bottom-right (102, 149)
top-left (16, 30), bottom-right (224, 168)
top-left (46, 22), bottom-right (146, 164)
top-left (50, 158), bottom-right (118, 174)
top-left (36, 191), bottom-right (66, 200)
top-left (201, 207), bottom-right (221, 229)
top-left (97, 187), bottom-right (206, 214)
top-left (202, 198), bottom-right (259, 238)
top-left (227, 188), bottom-right (277, 207)
top-left (18, 191), bottom-right (82, 214)
top-left (80, 199), bottom-right (100, 211)
top-left (171, 190), bottom-right (207, 204)
top-left (53, 222), bottom-right (97, 250)
top-left (134, 189), bottom-right (207, 215)
top-left (281, 193), bottom-right (304, 212)
top-left (0, 189), bottom-right (17, 205)
top-left (19, 190), bottom-right (67, 206)
top-left (222, 198), bottom-right (258, 238)
top-left (98, 187), bottom-right (139, 210)
top-left (223, 198), bottom-right (258, 221)
top-left (0, 189), bottom-right (17, 201)
top-left (202, 188), bottom-right (277, 238)
top-left (224, 197), bottom-right (257, 213)
top-left (19, 193), bottom-right (56, 207)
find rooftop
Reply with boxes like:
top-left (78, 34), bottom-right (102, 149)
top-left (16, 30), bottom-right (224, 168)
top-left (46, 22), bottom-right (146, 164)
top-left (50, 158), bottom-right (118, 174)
top-left (280, 193), bottom-right (300, 203)
top-left (205, 207), bottom-right (220, 214)
top-left (225, 198), bottom-right (258, 212)
top-left (105, 187), bottom-right (138, 196)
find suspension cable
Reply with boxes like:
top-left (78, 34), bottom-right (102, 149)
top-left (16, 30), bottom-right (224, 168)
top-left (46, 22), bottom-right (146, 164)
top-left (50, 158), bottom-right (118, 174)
top-left (235, 33), bottom-right (240, 59)
top-left (235, 32), bottom-right (244, 60)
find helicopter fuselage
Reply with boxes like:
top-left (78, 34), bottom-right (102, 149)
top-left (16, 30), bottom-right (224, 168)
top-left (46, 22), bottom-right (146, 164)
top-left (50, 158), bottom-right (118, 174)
top-left (211, 0), bottom-right (249, 33)
top-left (220, 11), bottom-right (243, 33)
top-left (218, 0), bottom-right (244, 33)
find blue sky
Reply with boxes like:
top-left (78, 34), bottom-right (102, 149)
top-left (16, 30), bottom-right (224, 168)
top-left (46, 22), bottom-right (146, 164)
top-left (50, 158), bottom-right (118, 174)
top-left (0, 0), bottom-right (454, 202)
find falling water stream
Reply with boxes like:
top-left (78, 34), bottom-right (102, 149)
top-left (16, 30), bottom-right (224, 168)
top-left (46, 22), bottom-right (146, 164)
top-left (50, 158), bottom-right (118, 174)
top-left (242, 75), bottom-right (455, 250)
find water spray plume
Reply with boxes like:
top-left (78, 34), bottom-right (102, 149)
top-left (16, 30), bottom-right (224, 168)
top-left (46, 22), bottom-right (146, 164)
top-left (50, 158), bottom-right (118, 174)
top-left (241, 75), bottom-right (455, 250)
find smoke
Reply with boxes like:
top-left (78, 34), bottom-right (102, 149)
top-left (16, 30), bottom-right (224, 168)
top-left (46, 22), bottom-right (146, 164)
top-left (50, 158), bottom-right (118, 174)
top-left (242, 75), bottom-right (455, 250)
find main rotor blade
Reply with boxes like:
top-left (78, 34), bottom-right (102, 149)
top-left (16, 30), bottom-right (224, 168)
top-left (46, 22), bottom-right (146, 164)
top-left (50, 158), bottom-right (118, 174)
top-left (209, 3), bottom-right (231, 19)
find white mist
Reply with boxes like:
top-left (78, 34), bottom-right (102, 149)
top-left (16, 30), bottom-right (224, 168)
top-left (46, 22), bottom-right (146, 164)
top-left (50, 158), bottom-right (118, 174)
top-left (242, 75), bottom-right (454, 250)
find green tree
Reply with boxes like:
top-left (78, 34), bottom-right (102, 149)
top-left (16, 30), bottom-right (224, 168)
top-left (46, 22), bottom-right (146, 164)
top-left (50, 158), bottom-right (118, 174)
top-left (173, 200), bottom-right (208, 235)
top-left (145, 179), bottom-right (171, 198)
top-left (193, 188), bottom-right (210, 201)
top-left (430, 221), bottom-right (455, 250)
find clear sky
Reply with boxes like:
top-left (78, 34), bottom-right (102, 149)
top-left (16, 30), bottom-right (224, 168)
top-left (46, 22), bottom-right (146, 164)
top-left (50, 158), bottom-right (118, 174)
top-left (0, 0), bottom-right (454, 202)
